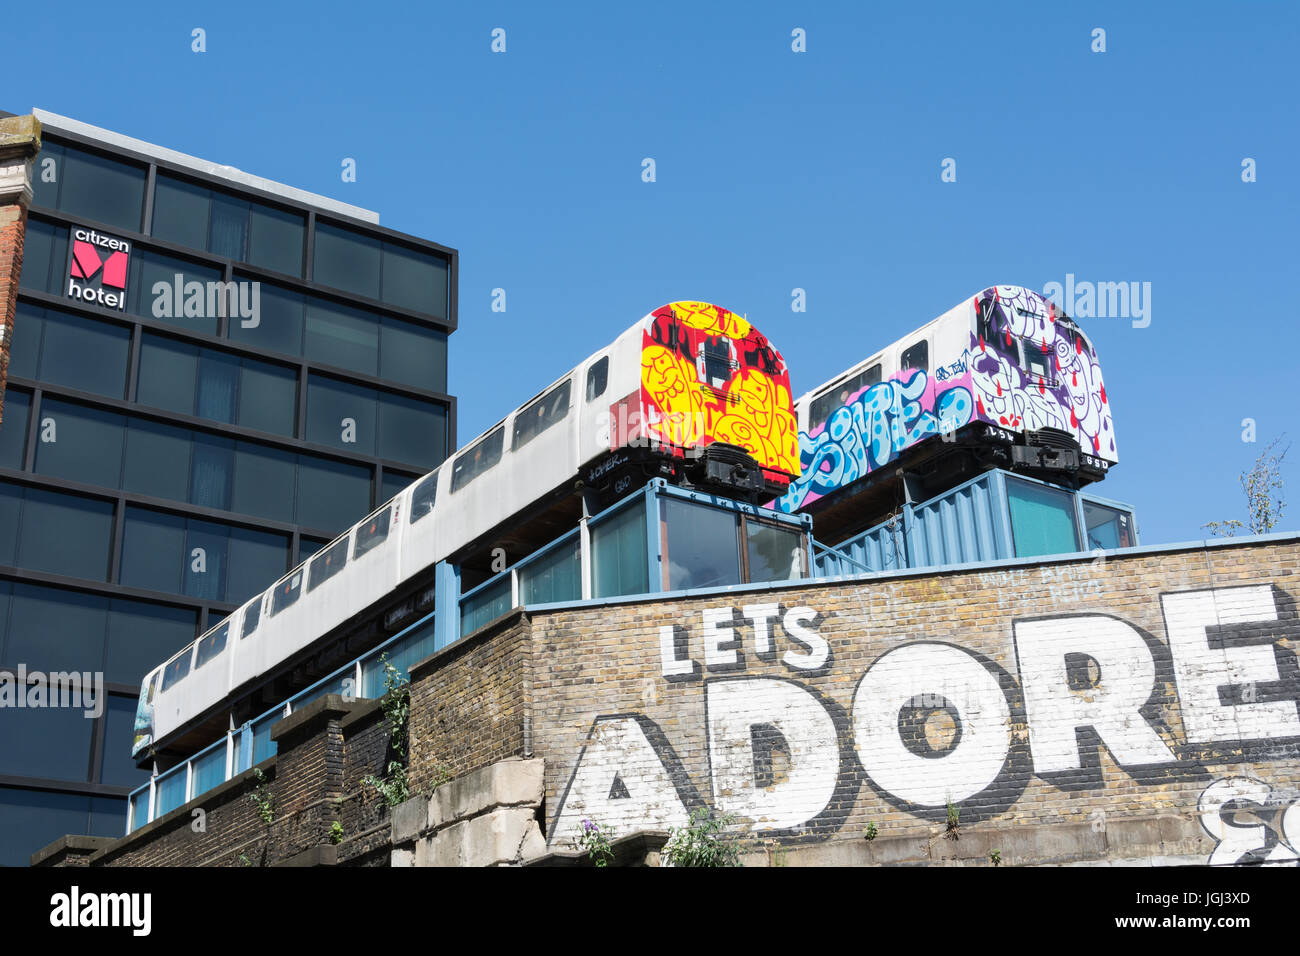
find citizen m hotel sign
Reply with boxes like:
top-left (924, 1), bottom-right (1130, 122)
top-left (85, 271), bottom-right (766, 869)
top-left (66, 225), bottom-right (129, 310)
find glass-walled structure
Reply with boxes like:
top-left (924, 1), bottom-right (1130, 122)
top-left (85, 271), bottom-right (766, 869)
top-left (0, 109), bottom-right (457, 866)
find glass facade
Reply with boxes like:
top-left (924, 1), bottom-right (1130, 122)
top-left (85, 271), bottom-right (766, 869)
top-left (1007, 477), bottom-right (1082, 558)
top-left (0, 129), bottom-right (456, 866)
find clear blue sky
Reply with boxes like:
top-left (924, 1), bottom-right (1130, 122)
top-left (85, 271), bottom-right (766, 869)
top-left (9, 0), bottom-right (1298, 546)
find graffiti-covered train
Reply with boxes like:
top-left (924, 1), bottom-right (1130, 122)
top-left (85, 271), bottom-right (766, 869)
top-left (774, 286), bottom-right (1116, 528)
top-left (133, 301), bottom-right (801, 759)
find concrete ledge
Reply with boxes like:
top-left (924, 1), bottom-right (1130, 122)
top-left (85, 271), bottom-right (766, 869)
top-left (413, 806), bottom-right (545, 866)
top-left (529, 831), bottom-right (669, 867)
top-left (30, 834), bottom-right (115, 868)
top-left (271, 694), bottom-right (364, 742)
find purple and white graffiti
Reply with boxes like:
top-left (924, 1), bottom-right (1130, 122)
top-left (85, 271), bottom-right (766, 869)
top-left (775, 369), bottom-right (973, 513)
top-left (970, 286), bottom-right (1117, 459)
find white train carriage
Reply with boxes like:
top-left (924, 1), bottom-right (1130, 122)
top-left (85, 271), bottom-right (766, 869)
top-left (134, 300), bottom-right (802, 760)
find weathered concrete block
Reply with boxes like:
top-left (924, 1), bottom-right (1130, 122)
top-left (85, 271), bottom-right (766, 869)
top-left (391, 794), bottom-right (428, 844)
top-left (421, 807), bottom-right (544, 866)
top-left (427, 758), bottom-right (544, 832)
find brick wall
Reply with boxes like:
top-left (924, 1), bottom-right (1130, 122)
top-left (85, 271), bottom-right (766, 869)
top-left (0, 114), bottom-right (41, 425)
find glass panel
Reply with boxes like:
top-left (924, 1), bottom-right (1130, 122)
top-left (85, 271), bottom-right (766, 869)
top-left (409, 471), bottom-right (438, 523)
top-left (122, 418), bottom-right (192, 503)
top-left (1007, 478), bottom-right (1081, 558)
top-left (378, 391), bottom-right (446, 468)
top-left (150, 175), bottom-right (210, 249)
top-left (127, 250), bottom-right (223, 334)
top-left (384, 619), bottom-right (437, 682)
top-left (0, 788), bottom-right (91, 868)
top-left (230, 280), bottom-right (303, 356)
top-left (519, 536), bottom-right (581, 605)
top-left (208, 193), bottom-right (249, 261)
top-left (745, 520), bottom-right (805, 583)
top-left (353, 505), bottom-right (391, 559)
top-left (450, 426), bottom-right (504, 492)
top-left (36, 307), bottom-right (131, 398)
top-left (313, 222), bottom-right (381, 300)
top-left (382, 243), bottom-right (448, 316)
top-left (304, 295), bottom-right (379, 376)
top-left (191, 741), bottom-right (228, 795)
top-left (661, 497), bottom-right (741, 591)
top-left (183, 519), bottom-right (228, 601)
top-left (307, 535), bottom-right (349, 591)
top-left (297, 537), bottom-right (326, 563)
top-left (30, 142), bottom-right (63, 210)
top-left (307, 374), bottom-right (377, 455)
top-left (247, 202), bottom-right (305, 277)
top-left (56, 144), bottom-right (147, 232)
top-left (101, 694), bottom-right (150, 788)
top-left (251, 711), bottom-right (279, 763)
top-left (586, 357), bottom-right (608, 402)
top-left (231, 441), bottom-right (296, 523)
top-left (237, 358), bottom-right (296, 437)
top-left (0, 389), bottom-right (31, 469)
top-left (512, 380), bottom-right (571, 451)
top-left (0, 483), bottom-right (21, 566)
top-left (1083, 501), bottom-right (1136, 550)
top-left (17, 218), bottom-right (67, 294)
top-left (120, 508), bottom-right (186, 594)
top-left (189, 433), bottom-right (233, 510)
top-left (161, 647), bottom-right (192, 690)
top-left (196, 350), bottom-right (239, 423)
top-left (34, 398), bottom-right (125, 487)
top-left (18, 487), bottom-right (114, 580)
top-left (137, 334), bottom-right (199, 415)
top-left (241, 597), bottom-right (262, 638)
top-left (194, 621), bottom-right (230, 669)
top-left (269, 568), bottom-right (304, 616)
top-left (380, 316), bottom-right (447, 393)
top-left (810, 364), bottom-right (882, 433)
top-left (8, 301), bottom-right (43, 377)
top-left (226, 527), bottom-right (288, 605)
top-left (155, 766), bottom-right (188, 817)
top-left (296, 455), bottom-right (371, 534)
top-left (900, 341), bottom-right (928, 373)
top-left (590, 501), bottom-right (649, 598)
top-left (5, 582), bottom-right (108, 674)
top-left (382, 469), bottom-right (418, 506)
top-left (105, 599), bottom-right (197, 687)
top-left (128, 787), bottom-right (148, 833)
top-left (460, 577), bottom-right (512, 637)
top-left (0, 704), bottom-right (96, 780)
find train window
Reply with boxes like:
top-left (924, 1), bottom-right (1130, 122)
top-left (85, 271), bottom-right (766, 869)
top-left (161, 647), bottom-right (192, 691)
top-left (513, 380), bottom-right (572, 451)
top-left (307, 536), bottom-right (350, 592)
top-left (240, 596), bottom-right (262, 638)
top-left (585, 357), bottom-right (608, 402)
top-left (354, 505), bottom-right (392, 558)
top-left (701, 338), bottom-right (733, 389)
top-left (1083, 501), bottom-right (1135, 550)
top-left (194, 621), bottom-right (230, 669)
top-left (1021, 338), bottom-right (1054, 383)
top-left (900, 341), bottom-right (928, 374)
top-left (270, 569), bottom-right (303, 616)
top-left (409, 470), bottom-right (438, 523)
top-left (808, 364), bottom-right (882, 433)
top-left (450, 426), bottom-right (504, 492)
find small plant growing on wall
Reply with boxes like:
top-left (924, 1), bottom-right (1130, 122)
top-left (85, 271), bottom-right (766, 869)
top-left (329, 821), bottom-right (345, 845)
top-left (944, 798), bottom-right (960, 841)
top-left (989, 848), bottom-right (1001, 866)
top-left (863, 821), bottom-right (879, 841)
top-left (662, 808), bottom-right (742, 867)
top-left (574, 819), bottom-right (615, 867)
top-left (362, 655), bottom-right (412, 808)
top-left (249, 767), bottom-right (274, 825)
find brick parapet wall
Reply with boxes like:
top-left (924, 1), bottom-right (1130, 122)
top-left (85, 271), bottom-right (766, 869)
top-left (0, 113), bottom-right (40, 426)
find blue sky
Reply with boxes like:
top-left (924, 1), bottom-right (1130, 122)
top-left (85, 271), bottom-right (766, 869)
top-left (9, 0), bottom-right (1298, 546)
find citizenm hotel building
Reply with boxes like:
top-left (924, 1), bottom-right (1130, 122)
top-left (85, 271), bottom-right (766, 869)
top-left (0, 110), bottom-right (457, 864)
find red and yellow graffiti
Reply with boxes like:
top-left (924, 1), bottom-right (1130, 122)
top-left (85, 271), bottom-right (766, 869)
top-left (638, 301), bottom-right (799, 476)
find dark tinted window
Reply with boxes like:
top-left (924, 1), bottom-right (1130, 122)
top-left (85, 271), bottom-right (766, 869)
top-left (28, 306), bottom-right (131, 398)
top-left (410, 471), bottom-right (438, 523)
top-left (8, 301), bottom-right (43, 377)
top-left (161, 648), bottom-right (192, 690)
top-left (307, 535), bottom-right (349, 591)
top-left (127, 250), bottom-right (223, 334)
top-left (39, 142), bottom-right (147, 232)
top-left (305, 294), bottom-right (379, 376)
top-left (226, 526), bottom-right (289, 604)
top-left (34, 398), bottom-right (125, 487)
top-left (0, 789), bottom-right (93, 868)
top-left (702, 338), bottom-right (734, 389)
top-left (809, 364), bottom-right (882, 432)
top-left (17, 487), bottom-right (114, 580)
top-left (120, 508), bottom-right (186, 594)
top-left (586, 357), bottom-right (609, 402)
top-left (122, 418), bottom-right (192, 503)
top-left (900, 341), bottom-right (928, 373)
top-left (4, 582), bottom-right (108, 675)
top-left (16, 218), bottom-right (68, 294)
top-left (377, 391), bottom-right (447, 468)
top-left (381, 242), bottom-right (449, 316)
top-left (1083, 501), bottom-right (1135, 550)
top-left (1021, 336), bottom-right (1054, 384)
top-left (381, 469), bottom-right (418, 505)
top-left (307, 375), bottom-right (377, 455)
top-left (194, 622), bottom-right (230, 669)
top-left (231, 441), bottom-right (296, 523)
top-left (0, 389), bottom-right (31, 468)
top-left (270, 568), bottom-right (304, 615)
top-left (150, 175), bottom-right (210, 248)
top-left (296, 455), bottom-right (371, 534)
top-left (100, 695), bottom-right (149, 788)
top-left (450, 427), bottom-right (504, 492)
top-left (241, 597), bottom-right (262, 638)
top-left (0, 703), bottom-right (96, 781)
top-left (313, 222), bottom-right (381, 300)
top-left (353, 505), bottom-right (391, 558)
top-left (229, 280), bottom-right (304, 356)
top-left (381, 315), bottom-right (448, 393)
top-left (314, 223), bottom-right (449, 318)
top-left (513, 380), bottom-right (571, 451)
top-left (247, 203), bottom-right (305, 276)
top-left (105, 599), bottom-right (197, 687)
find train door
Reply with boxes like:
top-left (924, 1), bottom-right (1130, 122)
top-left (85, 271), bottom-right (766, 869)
top-left (578, 352), bottom-right (611, 466)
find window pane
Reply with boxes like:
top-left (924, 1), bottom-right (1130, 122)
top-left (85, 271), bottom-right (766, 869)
top-left (18, 488), bottom-right (114, 580)
top-left (251, 711), bottom-right (278, 763)
top-left (353, 505), bottom-right (391, 559)
top-left (381, 316), bottom-right (447, 393)
top-left (105, 598), bottom-right (197, 686)
top-left (128, 250), bottom-right (222, 334)
top-left (586, 357), bottom-right (608, 402)
top-left (208, 194), bottom-right (249, 260)
top-left (37, 308), bottom-right (130, 398)
top-left (297, 537), bottom-right (326, 563)
top-left (226, 527), bottom-right (287, 604)
top-left (184, 519), bottom-right (228, 601)
top-left (901, 341), bottom-right (928, 373)
top-left (381, 243), bottom-right (448, 316)
top-left (297, 455), bottom-right (371, 534)
top-left (0, 389), bottom-right (31, 468)
top-left (382, 469), bottom-right (418, 506)
top-left (122, 418), bottom-right (192, 504)
top-left (241, 598), bottom-right (262, 638)
top-left (237, 358), bottom-right (296, 436)
top-left (409, 471), bottom-right (438, 523)
top-left (137, 334), bottom-right (199, 415)
top-left (18, 218), bottom-right (67, 294)
top-left (1007, 478), bottom-right (1081, 558)
top-left (196, 349), bottom-right (239, 423)
top-left (1083, 501), bottom-right (1135, 550)
top-left (154, 765), bottom-right (187, 816)
top-left (9, 301), bottom-right (43, 378)
top-left (450, 427), bottom-right (503, 492)
top-left (100, 694), bottom-right (151, 789)
top-left (307, 536), bottom-right (349, 591)
top-left (378, 392), bottom-right (446, 468)
top-left (194, 621), bottom-right (230, 669)
top-left (151, 175), bottom-right (211, 249)
top-left (230, 280), bottom-right (303, 356)
top-left (313, 222), bottom-right (381, 300)
top-left (307, 375), bottom-right (377, 455)
top-left (269, 567), bottom-right (303, 616)
top-left (745, 520), bottom-right (805, 583)
top-left (57, 144), bottom-right (146, 232)
top-left (120, 508), bottom-right (186, 594)
top-left (512, 380), bottom-right (570, 452)
top-left (34, 398), bottom-right (125, 488)
top-left (0, 483), bottom-right (18, 565)
top-left (591, 501), bottom-right (648, 598)
top-left (231, 441), bottom-right (296, 523)
top-left (161, 648), bottom-right (191, 691)
top-left (0, 703), bottom-right (95, 781)
top-left (0, 788), bottom-right (91, 868)
top-left (661, 498), bottom-right (741, 591)
top-left (191, 740), bottom-right (227, 794)
top-left (247, 202), bottom-right (305, 277)
top-left (460, 577), bottom-right (511, 637)
top-left (5, 582), bottom-right (108, 674)
top-left (520, 536), bottom-right (581, 605)
top-left (189, 433), bottom-right (233, 510)
top-left (30, 142), bottom-right (63, 210)
top-left (305, 295), bottom-right (379, 376)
